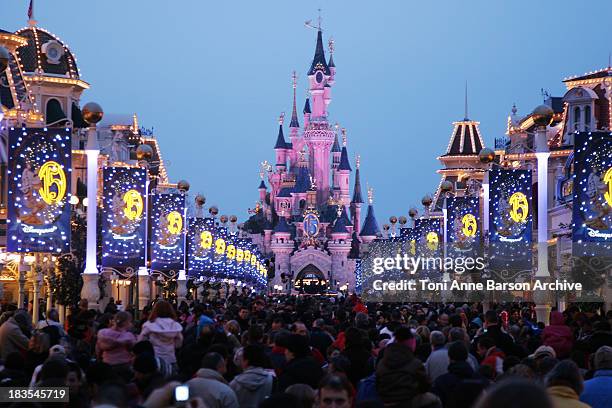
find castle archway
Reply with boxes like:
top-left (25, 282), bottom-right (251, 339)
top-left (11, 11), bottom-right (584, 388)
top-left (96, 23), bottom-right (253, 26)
top-left (294, 264), bottom-right (327, 294)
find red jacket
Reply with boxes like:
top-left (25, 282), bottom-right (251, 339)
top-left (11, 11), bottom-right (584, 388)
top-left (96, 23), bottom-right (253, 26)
top-left (542, 312), bottom-right (574, 358)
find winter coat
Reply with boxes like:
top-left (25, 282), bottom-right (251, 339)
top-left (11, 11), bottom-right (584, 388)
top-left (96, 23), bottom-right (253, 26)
top-left (310, 327), bottom-right (333, 357)
top-left (0, 317), bottom-right (29, 360)
top-left (356, 372), bottom-right (381, 404)
top-left (424, 347), bottom-right (449, 382)
top-left (547, 386), bottom-right (590, 408)
top-left (376, 344), bottom-right (429, 407)
top-left (481, 347), bottom-right (505, 376)
top-left (432, 361), bottom-right (488, 408)
top-left (187, 368), bottom-right (239, 408)
top-left (580, 369), bottom-right (612, 408)
top-left (542, 312), bottom-right (574, 358)
top-left (229, 367), bottom-right (274, 408)
top-left (138, 318), bottom-right (183, 364)
top-left (96, 327), bottom-right (137, 365)
top-left (342, 345), bottom-right (374, 386)
top-left (277, 355), bottom-right (324, 391)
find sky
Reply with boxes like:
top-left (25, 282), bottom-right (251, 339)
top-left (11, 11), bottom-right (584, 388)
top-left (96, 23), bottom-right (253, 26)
top-left (3, 0), bottom-right (612, 223)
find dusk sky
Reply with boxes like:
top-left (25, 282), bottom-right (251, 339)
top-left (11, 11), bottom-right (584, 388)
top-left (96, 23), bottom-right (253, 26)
top-left (4, 0), bottom-right (612, 222)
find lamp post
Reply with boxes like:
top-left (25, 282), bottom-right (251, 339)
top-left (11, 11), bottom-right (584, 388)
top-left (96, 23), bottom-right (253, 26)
top-left (532, 105), bottom-right (554, 323)
top-left (80, 102), bottom-right (104, 310)
top-left (136, 143), bottom-right (154, 311)
top-left (478, 147), bottom-right (496, 312)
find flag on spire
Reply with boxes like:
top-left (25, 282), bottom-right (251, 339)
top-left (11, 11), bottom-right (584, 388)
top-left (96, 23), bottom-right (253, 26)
top-left (28, 0), bottom-right (34, 19)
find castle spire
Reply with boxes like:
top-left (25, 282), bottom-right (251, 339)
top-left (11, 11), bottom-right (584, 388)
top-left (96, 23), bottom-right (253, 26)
top-left (290, 71), bottom-right (300, 128)
top-left (328, 37), bottom-right (335, 68)
top-left (337, 128), bottom-right (351, 171)
top-left (351, 155), bottom-right (363, 204)
top-left (274, 113), bottom-right (287, 149)
top-left (307, 28), bottom-right (330, 76)
top-left (360, 186), bottom-right (380, 239)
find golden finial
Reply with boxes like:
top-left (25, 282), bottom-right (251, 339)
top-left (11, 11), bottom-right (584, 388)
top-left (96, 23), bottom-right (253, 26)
top-left (292, 71), bottom-right (297, 89)
top-left (367, 185), bottom-right (374, 205)
top-left (341, 128), bottom-right (347, 146)
top-left (278, 112), bottom-right (285, 125)
top-left (328, 37), bottom-right (335, 54)
top-left (356, 154), bottom-right (360, 169)
top-left (131, 113), bottom-right (139, 133)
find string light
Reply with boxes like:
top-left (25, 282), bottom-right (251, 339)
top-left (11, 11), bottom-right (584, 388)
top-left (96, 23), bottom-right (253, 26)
top-left (150, 193), bottom-right (186, 271)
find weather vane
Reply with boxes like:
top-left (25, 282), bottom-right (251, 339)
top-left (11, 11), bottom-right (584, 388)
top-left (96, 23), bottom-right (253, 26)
top-left (292, 71), bottom-right (297, 89)
top-left (305, 8), bottom-right (322, 31)
top-left (341, 128), bottom-right (347, 146)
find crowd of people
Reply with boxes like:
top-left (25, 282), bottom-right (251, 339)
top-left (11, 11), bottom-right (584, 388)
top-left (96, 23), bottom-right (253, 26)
top-left (0, 291), bottom-right (611, 408)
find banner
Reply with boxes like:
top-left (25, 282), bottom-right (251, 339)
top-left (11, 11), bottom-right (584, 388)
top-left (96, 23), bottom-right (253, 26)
top-left (101, 167), bottom-right (147, 268)
top-left (186, 217), bottom-right (215, 277)
top-left (488, 168), bottom-right (532, 278)
top-left (212, 226), bottom-right (228, 278)
top-left (224, 233), bottom-right (238, 280)
top-left (447, 196), bottom-right (480, 249)
top-left (572, 132), bottom-right (612, 243)
top-left (7, 128), bottom-right (72, 253)
top-left (150, 193), bottom-right (186, 271)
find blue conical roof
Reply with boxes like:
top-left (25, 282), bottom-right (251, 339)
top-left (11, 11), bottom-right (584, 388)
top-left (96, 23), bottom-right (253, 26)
top-left (258, 180), bottom-right (267, 189)
top-left (351, 167), bottom-right (363, 204)
top-left (274, 124), bottom-right (287, 149)
top-left (274, 216), bottom-right (290, 233)
top-left (338, 146), bottom-right (352, 171)
top-left (332, 214), bottom-right (348, 234)
top-left (360, 204), bottom-right (380, 237)
top-left (331, 133), bottom-right (341, 153)
top-left (308, 30), bottom-right (331, 76)
top-left (303, 97), bottom-right (311, 114)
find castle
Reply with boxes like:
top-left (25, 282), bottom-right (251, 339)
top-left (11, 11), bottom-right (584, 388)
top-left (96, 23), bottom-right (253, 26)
top-left (243, 27), bottom-right (380, 294)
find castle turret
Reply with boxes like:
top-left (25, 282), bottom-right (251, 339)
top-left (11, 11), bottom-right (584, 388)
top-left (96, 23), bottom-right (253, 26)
top-left (303, 97), bottom-right (311, 127)
top-left (359, 187), bottom-right (380, 243)
top-left (304, 29), bottom-right (335, 205)
top-left (270, 214), bottom-right (294, 288)
top-left (350, 155), bottom-right (364, 236)
top-left (336, 128), bottom-right (352, 205)
top-left (274, 113), bottom-right (287, 171)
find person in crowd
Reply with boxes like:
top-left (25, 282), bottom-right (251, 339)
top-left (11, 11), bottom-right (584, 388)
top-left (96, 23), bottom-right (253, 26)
top-left (477, 336), bottom-right (506, 377)
top-left (545, 360), bottom-right (590, 408)
top-left (375, 343), bottom-right (438, 407)
top-left (25, 331), bottom-right (50, 378)
top-left (36, 308), bottom-right (67, 345)
top-left (424, 330), bottom-right (448, 382)
top-left (96, 310), bottom-right (137, 381)
top-left (341, 327), bottom-right (373, 386)
top-left (311, 318), bottom-right (334, 358)
top-left (318, 374), bottom-right (354, 408)
top-left (0, 309), bottom-right (30, 360)
top-left (133, 339), bottom-right (173, 379)
top-left (432, 341), bottom-right (488, 407)
top-left (230, 344), bottom-right (274, 408)
top-left (543, 312), bottom-right (574, 359)
top-left (237, 307), bottom-right (251, 333)
top-left (187, 351), bottom-right (239, 408)
top-left (0, 352), bottom-right (27, 386)
top-left (474, 380), bottom-right (553, 408)
top-left (278, 333), bottom-right (325, 391)
top-left (580, 345), bottom-right (612, 408)
top-left (286, 383), bottom-right (316, 408)
top-left (138, 300), bottom-right (183, 372)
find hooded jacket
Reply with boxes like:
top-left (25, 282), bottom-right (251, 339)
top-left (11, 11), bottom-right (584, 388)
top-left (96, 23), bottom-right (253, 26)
top-left (96, 327), bottom-right (136, 365)
top-left (547, 385), bottom-right (590, 408)
top-left (542, 312), bottom-right (574, 358)
top-left (188, 368), bottom-right (239, 408)
top-left (230, 367), bottom-right (274, 408)
top-left (0, 316), bottom-right (30, 360)
top-left (138, 318), bottom-right (183, 364)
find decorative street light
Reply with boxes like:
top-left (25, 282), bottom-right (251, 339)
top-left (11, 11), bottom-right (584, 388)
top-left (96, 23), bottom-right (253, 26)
top-left (80, 102), bottom-right (104, 309)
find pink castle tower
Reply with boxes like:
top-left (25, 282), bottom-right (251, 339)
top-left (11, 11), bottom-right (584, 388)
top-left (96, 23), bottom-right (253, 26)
top-left (304, 28), bottom-right (335, 205)
top-left (350, 155), bottom-right (364, 235)
top-left (288, 71), bottom-right (302, 172)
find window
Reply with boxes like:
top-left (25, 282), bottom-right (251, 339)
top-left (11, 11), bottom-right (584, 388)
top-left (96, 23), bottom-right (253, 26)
top-left (46, 98), bottom-right (66, 125)
top-left (573, 106), bottom-right (581, 131)
top-left (584, 105), bottom-right (591, 131)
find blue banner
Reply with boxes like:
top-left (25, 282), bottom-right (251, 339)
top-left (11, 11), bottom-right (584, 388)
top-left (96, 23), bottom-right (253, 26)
top-left (7, 128), bottom-right (72, 253)
top-left (447, 196), bottom-right (480, 248)
top-left (212, 226), bottom-right (228, 278)
top-left (150, 193), bottom-right (186, 271)
top-left (186, 217), bottom-right (215, 277)
top-left (101, 167), bottom-right (147, 268)
top-left (488, 168), bottom-right (532, 277)
top-left (572, 132), bottom-right (612, 243)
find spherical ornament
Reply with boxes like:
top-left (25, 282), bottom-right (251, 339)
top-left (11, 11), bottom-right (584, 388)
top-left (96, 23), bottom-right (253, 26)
top-left (389, 216), bottom-right (397, 224)
top-left (408, 208), bottom-right (418, 218)
top-left (440, 180), bottom-right (454, 194)
top-left (0, 46), bottom-right (9, 72)
top-left (209, 206), bottom-right (219, 216)
top-left (531, 104), bottom-right (554, 127)
top-left (177, 180), bottom-right (190, 192)
top-left (220, 215), bottom-right (228, 224)
top-left (195, 194), bottom-right (205, 206)
top-left (135, 144), bottom-right (153, 161)
top-left (421, 195), bottom-right (433, 207)
top-left (229, 215), bottom-right (238, 223)
top-left (398, 216), bottom-right (407, 225)
top-left (82, 102), bottom-right (104, 125)
top-left (383, 224), bottom-right (390, 231)
top-left (478, 147), bottom-right (495, 164)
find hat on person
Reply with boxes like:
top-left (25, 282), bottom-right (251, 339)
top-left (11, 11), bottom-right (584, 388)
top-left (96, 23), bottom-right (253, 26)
top-left (529, 345), bottom-right (556, 359)
top-left (594, 345), bottom-right (612, 370)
